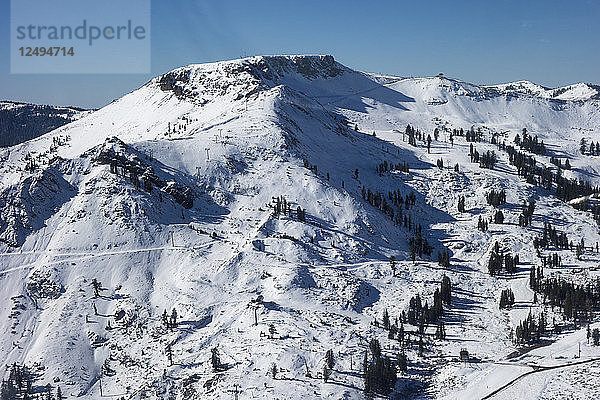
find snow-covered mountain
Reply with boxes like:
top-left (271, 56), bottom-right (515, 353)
top-left (1, 55), bottom-right (600, 400)
top-left (0, 102), bottom-right (88, 148)
top-left (486, 81), bottom-right (600, 101)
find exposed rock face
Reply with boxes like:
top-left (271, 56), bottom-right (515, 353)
top-left (0, 167), bottom-right (75, 247)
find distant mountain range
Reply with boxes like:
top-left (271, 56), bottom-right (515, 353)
top-left (0, 101), bottom-right (89, 147)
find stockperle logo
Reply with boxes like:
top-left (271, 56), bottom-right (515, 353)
top-left (10, 0), bottom-right (151, 74)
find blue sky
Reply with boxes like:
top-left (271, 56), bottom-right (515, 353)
top-left (1, 0), bottom-right (599, 108)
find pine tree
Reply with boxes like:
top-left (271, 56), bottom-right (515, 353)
top-left (389, 256), bottom-right (397, 277)
top-left (91, 278), bottom-right (101, 298)
top-left (435, 321), bottom-right (446, 340)
top-left (211, 347), bottom-right (222, 372)
top-left (593, 329), bottom-right (600, 346)
top-left (325, 349), bottom-right (335, 369)
top-left (457, 196), bottom-right (466, 213)
top-left (382, 309), bottom-right (390, 330)
top-left (323, 365), bottom-right (330, 382)
top-left (581, 138), bottom-right (587, 155)
top-left (162, 309), bottom-right (169, 329)
top-left (494, 210), bottom-right (504, 224)
top-left (170, 308), bottom-right (178, 330)
top-left (441, 275), bottom-right (452, 306)
top-left (397, 351), bottom-right (408, 373)
top-left (165, 343), bottom-right (173, 366)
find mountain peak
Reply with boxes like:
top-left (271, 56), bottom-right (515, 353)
top-left (153, 54), bottom-right (347, 103)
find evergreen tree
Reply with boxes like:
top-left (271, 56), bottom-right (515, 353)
top-left (363, 339), bottom-right (397, 395)
top-left (457, 196), bottom-right (466, 213)
top-left (323, 365), bottom-right (330, 382)
top-left (382, 309), bottom-right (390, 330)
top-left (593, 329), bottom-right (600, 346)
top-left (397, 350), bottom-right (408, 373)
top-left (211, 347), bottom-right (223, 372)
top-left (170, 308), bottom-right (178, 330)
top-left (91, 278), bottom-right (102, 298)
top-left (325, 349), bottom-right (335, 369)
top-left (166, 343), bottom-right (173, 366)
top-left (389, 256), bottom-right (397, 277)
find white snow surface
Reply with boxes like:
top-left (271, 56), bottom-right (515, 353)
top-left (1, 55), bottom-right (600, 399)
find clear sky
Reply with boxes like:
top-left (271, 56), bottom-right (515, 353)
top-left (1, 0), bottom-right (599, 109)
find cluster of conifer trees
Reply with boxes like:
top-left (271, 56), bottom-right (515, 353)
top-left (549, 156), bottom-right (571, 170)
top-left (541, 252), bottom-right (562, 269)
top-left (514, 311), bottom-right (548, 345)
top-left (580, 138), bottom-right (600, 156)
top-left (361, 188), bottom-right (416, 214)
top-left (272, 196), bottom-right (292, 216)
top-left (23, 152), bottom-right (41, 172)
top-left (479, 150), bottom-right (497, 169)
top-left (364, 278), bottom-right (452, 393)
top-left (532, 272), bottom-right (600, 322)
top-left (533, 222), bottom-right (570, 249)
top-left (0, 363), bottom-right (63, 400)
top-left (165, 117), bottom-right (196, 137)
top-left (469, 145), bottom-right (497, 169)
top-left (437, 249), bottom-right (451, 269)
top-left (161, 308), bottom-right (178, 330)
top-left (361, 187), bottom-right (419, 227)
top-left (486, 190), bottom-right (506, 207)
top-left (464, 127), bottom-right (484, 142)
top-left (514, 129), bottom-right (546, 155)
top-left (376, 160), bottom-right (410, 175)
top-left (405, 124), bottom-right (425, 147)
top-left (406, 276), bottom-right (452, 326)
top-left (409, 226), bottom-right (433, 261)
top-left (518, 199), bottom-right (536, 227)
top-left (589, 326), bottom-right (600, 346)
top-left (363, 338), bottom-right (397, 395)
top-left (487, 241), bottom-right (519, 275)
top-left (503, 143), bottom-right (599, 203)
top-left (270, 196), bottom-right (307, 222)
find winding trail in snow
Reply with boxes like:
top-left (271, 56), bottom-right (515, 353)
top-left (481, 357), bottom-right (600, 399)
top-left (0, 241), bottom-right (215, 276)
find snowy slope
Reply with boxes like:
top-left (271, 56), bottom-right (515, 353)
top-left (1, 55), bottom-right (600, 399)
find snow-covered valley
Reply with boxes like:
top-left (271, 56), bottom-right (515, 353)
top-left (1, 55), bottom-right (600, 399)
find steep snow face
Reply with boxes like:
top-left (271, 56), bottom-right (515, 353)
top-left (1, 55), bottom-right (600, 399)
